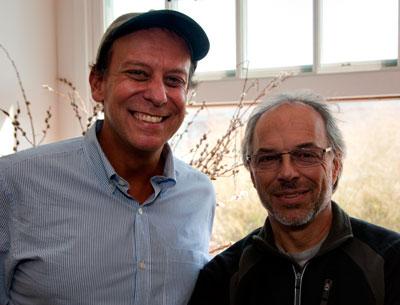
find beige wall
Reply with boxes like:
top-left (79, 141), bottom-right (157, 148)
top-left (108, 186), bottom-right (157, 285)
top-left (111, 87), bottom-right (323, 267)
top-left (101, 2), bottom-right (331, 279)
top-left (195, 69), bottom-right (400, 104)
top-left (0, 0), bottom-right (58, 155)
top-left (55, 0), bottom-right (104, 140)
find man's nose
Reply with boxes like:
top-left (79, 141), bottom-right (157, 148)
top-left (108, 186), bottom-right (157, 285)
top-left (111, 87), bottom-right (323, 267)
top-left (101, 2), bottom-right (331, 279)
top-left (277, 154), bottom-right (300, 181)
top-left (144, 77), bottom-right (168, 106)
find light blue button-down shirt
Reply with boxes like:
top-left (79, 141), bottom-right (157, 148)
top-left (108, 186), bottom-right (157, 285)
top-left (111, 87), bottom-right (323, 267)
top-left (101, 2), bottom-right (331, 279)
top-left (0, 121), bottom-right (215, 305)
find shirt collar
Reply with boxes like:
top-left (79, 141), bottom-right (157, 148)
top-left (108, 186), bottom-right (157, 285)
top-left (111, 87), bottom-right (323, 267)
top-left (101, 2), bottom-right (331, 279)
top-left (160, 143), bottom-right (176, 181)
top-left (84, 120), bottom-right (177, 184)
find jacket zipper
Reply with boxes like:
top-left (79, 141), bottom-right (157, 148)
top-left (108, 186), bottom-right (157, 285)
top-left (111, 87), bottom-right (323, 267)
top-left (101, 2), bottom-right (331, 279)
top-left (319, 279), bottom-right (333, 305)
top-left (292, 264), bottom-right (308, 305)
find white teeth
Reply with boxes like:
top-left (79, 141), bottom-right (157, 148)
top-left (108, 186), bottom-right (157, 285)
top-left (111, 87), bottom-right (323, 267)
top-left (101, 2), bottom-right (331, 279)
top-left (283, 193), bottom-right (301, 198)
top-left (279, 191), bottom-right (307, 198)
top-left (134, 112), bottom-right (163, 123)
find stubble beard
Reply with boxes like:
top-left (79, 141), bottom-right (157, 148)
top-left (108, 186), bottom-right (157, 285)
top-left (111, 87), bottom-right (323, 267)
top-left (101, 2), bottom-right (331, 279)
top-left (260, 181), bottom-right (332, 229)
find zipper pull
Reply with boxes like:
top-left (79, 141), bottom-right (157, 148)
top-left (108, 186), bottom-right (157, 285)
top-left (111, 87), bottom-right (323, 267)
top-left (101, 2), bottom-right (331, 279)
top-left (294, 272), bottom-right (302, 305)
top-left (320, 279), bottom-right (333, 305)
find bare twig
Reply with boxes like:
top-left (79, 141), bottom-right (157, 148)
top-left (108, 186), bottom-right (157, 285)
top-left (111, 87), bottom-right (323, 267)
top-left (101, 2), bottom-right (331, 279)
top-left (209, 242), bottom-right (233, 255)
top-left (1, 43), bottom-right (288, 179)
top-left (186, 72), bottom-right (291, 179)
top-left (171, 101), bottom-right (207, 150)
top-left (38, 107), bottom-right (52, 145)
top-left (0, 43), bottom-right (37, 146)
top-left (43, 79), bottom-right (103, 135)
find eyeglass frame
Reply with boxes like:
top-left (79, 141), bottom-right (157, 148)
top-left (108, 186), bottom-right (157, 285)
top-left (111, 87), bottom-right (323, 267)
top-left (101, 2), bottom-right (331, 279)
top-left (246, 146), bottom-right (333, 171)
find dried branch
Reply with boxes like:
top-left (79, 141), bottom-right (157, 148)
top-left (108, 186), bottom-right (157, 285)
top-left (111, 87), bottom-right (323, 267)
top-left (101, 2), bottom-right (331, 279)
top-left (186, 72), bottom-right (291, 180)
top-left (1, 43), bottom-right (288, 177)
top-left (38, 107), bottom-right (52, 145)
top-left (0, 43), bottom-right (37, 146)
top-left (0, 108), bottom-right (10, 117)
top-left (170, 101), bottom-right (207, 150)
top-left (43, 79), bottom-right (103, 135)
top-left (209, 242), bottom-right (233, 255)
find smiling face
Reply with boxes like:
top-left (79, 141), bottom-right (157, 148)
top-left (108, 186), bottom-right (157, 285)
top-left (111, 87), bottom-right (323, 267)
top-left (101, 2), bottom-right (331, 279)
top-left (249, 102), bottom-right (340, 228)
top-left (90, 28), bottom-right (191, 158)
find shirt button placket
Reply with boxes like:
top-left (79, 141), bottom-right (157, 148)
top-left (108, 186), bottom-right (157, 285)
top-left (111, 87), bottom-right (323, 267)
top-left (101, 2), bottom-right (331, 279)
top-left (134, 205), bottom-right (150, 304)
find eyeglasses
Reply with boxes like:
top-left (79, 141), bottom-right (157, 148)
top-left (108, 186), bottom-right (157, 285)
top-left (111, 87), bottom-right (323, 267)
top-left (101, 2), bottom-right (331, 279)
top-left (246, 146), bottom-right (332, 171)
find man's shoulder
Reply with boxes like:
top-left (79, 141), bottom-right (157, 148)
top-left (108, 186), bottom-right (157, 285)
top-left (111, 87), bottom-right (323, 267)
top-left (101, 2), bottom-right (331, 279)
top-left (173, 157), bottom-right (212, 184)
top-left (350, 217), bottom-right (400, 256)
top-left (0, 136), bottom-right (84, 170)
top-left (203, 227), bottom-right (262, 274)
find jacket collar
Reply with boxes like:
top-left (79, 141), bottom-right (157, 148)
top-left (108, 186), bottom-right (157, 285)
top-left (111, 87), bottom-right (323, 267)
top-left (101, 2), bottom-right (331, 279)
top-left (233, 201), bottom-right (353, 288)
top-left (253, 201), bottom-right (353, 252)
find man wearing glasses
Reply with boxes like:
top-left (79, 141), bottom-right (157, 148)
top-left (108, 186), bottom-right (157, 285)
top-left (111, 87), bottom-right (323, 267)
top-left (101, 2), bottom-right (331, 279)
top-left (188, 91), bottom-right (400, 305)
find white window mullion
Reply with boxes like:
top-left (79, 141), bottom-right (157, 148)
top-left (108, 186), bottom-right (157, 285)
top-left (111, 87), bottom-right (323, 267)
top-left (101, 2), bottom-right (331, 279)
top-left (398, 0), bottom-right (400, 66)
top-left (166, 0), bottom-right (176, 10)
top-left (236, 0), bottom-right (246, 79)
top-left (313, 0), bottom-right (322, 73)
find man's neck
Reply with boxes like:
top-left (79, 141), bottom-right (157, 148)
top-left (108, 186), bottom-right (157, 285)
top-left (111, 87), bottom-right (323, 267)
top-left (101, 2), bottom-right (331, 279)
top-left (270, 205), bottom-right (333, 254)
top-left (97, 128), bottom-right (166, 203)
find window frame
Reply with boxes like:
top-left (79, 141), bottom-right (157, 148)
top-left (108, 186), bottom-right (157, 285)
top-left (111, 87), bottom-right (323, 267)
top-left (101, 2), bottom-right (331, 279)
top-left (103, 0), bottom-right (400, 81)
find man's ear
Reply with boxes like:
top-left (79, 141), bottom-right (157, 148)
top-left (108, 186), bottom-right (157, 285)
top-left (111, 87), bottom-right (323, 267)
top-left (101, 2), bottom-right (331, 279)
top-left (331, 154), bottom-right (342, 186)
top-left (89, 69), bottom-right (105, 103)
top-left (250, 167), bottom-right (256, 188)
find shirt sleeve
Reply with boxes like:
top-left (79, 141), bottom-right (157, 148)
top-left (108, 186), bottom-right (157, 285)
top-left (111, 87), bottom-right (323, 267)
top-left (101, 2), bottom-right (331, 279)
top-left (0, 170), bottom-right (10, 304)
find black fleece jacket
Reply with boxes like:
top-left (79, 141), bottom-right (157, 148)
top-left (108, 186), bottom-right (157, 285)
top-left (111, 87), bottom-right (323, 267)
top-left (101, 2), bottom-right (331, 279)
top-left (188, 202), bottom-right (400, 305)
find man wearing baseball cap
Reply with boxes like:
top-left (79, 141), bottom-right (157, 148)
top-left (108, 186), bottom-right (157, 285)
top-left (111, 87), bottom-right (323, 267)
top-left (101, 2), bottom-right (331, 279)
top-left (0, 10), bottom-right (215, 305)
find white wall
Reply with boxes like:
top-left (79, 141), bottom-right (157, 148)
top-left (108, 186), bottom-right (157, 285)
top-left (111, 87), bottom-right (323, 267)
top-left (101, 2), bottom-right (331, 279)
top-left (0, 0), bottom-right (58, 155)
top-left (55, 0), bottom-right (104, 140)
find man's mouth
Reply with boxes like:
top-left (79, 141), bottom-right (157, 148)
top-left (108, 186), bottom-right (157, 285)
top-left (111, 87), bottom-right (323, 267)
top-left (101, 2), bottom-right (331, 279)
top-left (132, 111), bottom-right (164, 123)
top-left (275, 189), bottom-right (309, 199)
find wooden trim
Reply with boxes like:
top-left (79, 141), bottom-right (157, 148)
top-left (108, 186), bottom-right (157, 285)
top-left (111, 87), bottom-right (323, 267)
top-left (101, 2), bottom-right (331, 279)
top-left (187, 94), bottom-right (400, 108)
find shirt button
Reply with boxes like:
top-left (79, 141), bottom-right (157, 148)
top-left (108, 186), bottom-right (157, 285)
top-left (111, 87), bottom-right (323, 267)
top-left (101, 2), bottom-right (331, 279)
top-left (139, 261), bottom-right (145, 270)
top-left (117, 179), bottom-right (127, 187)
top-left (138, 208), bottom-right (143, 215)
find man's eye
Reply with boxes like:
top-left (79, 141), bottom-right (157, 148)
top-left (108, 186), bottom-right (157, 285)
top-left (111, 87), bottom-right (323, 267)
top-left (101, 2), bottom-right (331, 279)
top-left (165, 76), bottom-right (186, 88)
top-left (125, 70), bottom-right (148, 80)
top-left (294, 150), bottom-right (318, 160)
top-left (257, 154), bottom-right (280, 163)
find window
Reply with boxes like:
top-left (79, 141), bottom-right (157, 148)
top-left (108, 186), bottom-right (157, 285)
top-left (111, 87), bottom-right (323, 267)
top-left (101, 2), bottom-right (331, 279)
top-left (175, 0), bottom-right (236, 74)
top-left (105, 0), bottom-right (399, 78)
top-left (104, 0), bottom-right (236, 76)
top-left (321, 0), bottom-right (398, 66)
top-left (105, 0), bottom-right (165, 24)
top-left (247, 0), bottom-right (313, 71)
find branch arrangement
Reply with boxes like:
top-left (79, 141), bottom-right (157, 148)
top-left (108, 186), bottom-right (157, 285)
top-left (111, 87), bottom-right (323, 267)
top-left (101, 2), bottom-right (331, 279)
top-left (1, 43), bottom-right (289, 181)
top-left (0, 43), bottom-right (52, 151)
top-left (43, 78), bottom-right (103, 135)
top-left (0, 44), bottom-right (102, 153)
top-left (180, 70), bottom-right (291, 180)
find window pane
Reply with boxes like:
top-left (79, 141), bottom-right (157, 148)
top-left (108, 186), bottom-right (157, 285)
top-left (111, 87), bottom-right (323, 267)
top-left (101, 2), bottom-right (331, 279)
top-left (177, 0), bottom-right (236, 73)
top-left (321, 0), bottom-right (398, 65)
top-left (247, 0), bottom-right (313, 70)
top-left (106, 0), bottom-right (165, 27)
